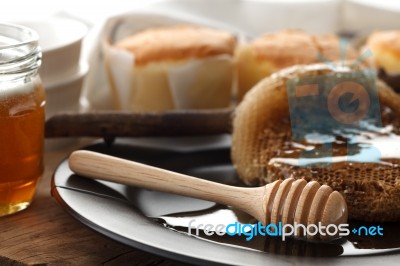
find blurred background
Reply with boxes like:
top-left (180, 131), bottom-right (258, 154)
top-left (3, 0), bottom-right (400, 120)
top-left (3, 0), bottom-right (400, 33)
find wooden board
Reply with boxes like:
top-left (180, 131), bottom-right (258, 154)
top-left (45, 110), bottom-right (232, 138)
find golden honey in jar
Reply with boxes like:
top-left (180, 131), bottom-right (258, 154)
top-left (0, 23), bottom-right (45, 216)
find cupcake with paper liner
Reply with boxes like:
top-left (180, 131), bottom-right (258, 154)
top-left (104, 25), bottom-right (236, 112)
top-left (236, 29), bottom-right (359, 101)
top-left (365, 30), bottom-right (400, 93)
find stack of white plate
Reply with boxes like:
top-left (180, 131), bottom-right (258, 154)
top-left (17, 17), bottom-right (88, 118)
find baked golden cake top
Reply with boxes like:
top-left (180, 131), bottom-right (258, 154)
top-left (247, 29), bottom-right (358, 67)
top-left (366, 30), bottom-right (400, 74)
top-left (249, 29), bottom-right (318, 67)
top-left (314, 34), bottom-right (358, 62)
top-left (115, 25), bottom-right (236, 66)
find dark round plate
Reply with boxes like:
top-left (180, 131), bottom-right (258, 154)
top-left (51, 137), bottom-right (400, 266)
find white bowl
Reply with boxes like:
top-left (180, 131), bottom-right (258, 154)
top-left (45, 63), bottom-right (88, 119)
top-left (16, 17), bottom-right (88, 85)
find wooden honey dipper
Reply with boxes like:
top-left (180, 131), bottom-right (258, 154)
top-left (69, 150), bottom-right (348, 241)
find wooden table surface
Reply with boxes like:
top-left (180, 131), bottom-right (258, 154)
top-left (0, 139), bottom-right (188, 266)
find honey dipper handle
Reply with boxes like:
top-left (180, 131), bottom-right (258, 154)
top-left (69, 150), bottom-right (264, 214)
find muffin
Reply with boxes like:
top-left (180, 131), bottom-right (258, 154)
top-left (365, 30), bottom-right (400, 93)
top-left (236, 29), bottom-right (359, 100)
top-left (105, 25), bottom-right (236, 112)
top-left (232, 62), bottom-right (400, 222)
